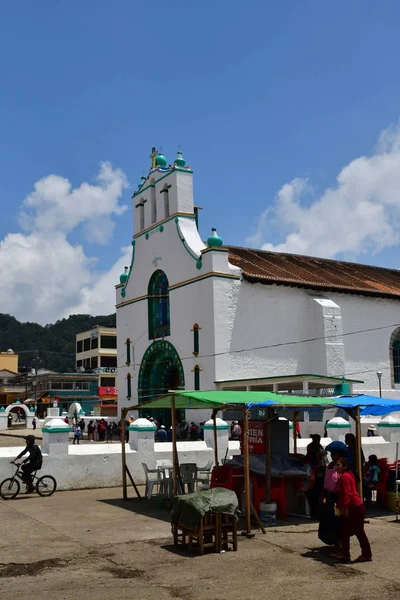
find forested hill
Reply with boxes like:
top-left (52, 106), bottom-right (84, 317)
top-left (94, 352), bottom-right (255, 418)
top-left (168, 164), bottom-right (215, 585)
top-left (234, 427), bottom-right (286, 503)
top-left (0, 313), bottom-right (116, 373)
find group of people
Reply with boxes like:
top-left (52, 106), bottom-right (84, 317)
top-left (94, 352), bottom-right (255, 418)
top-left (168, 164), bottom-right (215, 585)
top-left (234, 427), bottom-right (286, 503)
top-left (305, 432), bottom-right (376, 562)
top-left (146, 418), bottom-right (206, 442)
top-left (66, 416), bottom-right (119, 444)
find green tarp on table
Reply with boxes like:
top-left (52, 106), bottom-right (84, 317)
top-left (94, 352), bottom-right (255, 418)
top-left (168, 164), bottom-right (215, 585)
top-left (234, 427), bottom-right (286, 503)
top-left (170, 488), bottom-right (238, 530)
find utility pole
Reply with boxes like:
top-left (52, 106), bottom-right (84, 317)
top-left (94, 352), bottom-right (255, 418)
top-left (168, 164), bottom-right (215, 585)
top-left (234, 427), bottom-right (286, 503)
top-left (33, 350), bottom-right (39, 417)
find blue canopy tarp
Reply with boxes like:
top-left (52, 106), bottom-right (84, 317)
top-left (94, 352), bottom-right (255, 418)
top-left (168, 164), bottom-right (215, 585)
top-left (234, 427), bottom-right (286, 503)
top-left (337, 395), bottom-right (400, 416)
top-left (247, 393), bottom-right (400, 417)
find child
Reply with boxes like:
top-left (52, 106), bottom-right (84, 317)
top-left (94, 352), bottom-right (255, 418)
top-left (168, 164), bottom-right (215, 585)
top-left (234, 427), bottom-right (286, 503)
top-left (363, 455), bottom-right (380, 504)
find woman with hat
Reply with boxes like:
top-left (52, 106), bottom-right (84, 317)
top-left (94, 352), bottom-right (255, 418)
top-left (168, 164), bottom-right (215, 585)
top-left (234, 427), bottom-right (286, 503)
top-left (367, 425), bottom-right (377, 437)
top-left (318, 441), bottom-right (349, 548)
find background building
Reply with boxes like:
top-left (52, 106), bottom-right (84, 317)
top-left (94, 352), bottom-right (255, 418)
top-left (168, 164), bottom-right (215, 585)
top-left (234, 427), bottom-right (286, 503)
top-left (33, 372), bottom-right (98, 416)
top-left (0, 349), bottom-right (18, 374)
top-left (76, 326), bottom-right (118, 407)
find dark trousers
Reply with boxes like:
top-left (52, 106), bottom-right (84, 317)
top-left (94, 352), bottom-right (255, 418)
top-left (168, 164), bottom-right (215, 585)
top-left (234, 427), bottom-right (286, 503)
top-left (340, 504), bottom-right (372, 559)
top-left (73, 434), bottom-right (81, 444)
top-left (21, 464), bottom-right (37, 489)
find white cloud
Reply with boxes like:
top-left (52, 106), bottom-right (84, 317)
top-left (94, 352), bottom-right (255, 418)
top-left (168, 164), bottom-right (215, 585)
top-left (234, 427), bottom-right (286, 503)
top-left (20, 161), bottom-right (128, 243)
top-left (68, 245), bottom-right (132, 318)
top-left (249, 122), bottom-right (400, 259)
top-left (0, 163), bottom-right (130, 324)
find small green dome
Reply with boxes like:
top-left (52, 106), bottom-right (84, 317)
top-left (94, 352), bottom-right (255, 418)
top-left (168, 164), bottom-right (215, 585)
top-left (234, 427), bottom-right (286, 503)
top-left (120, 266), bottom-right (129, 284)
top-left (174, 151), bottom-right (186, 167)
top-left (155, 154), bottom-right (167, 167)
top-left (207, 228), bottom-right (223, 247)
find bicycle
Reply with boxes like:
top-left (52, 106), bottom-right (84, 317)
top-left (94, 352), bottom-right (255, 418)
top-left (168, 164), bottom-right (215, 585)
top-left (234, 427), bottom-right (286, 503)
top-left (0, 462), bottom-right (57, 500)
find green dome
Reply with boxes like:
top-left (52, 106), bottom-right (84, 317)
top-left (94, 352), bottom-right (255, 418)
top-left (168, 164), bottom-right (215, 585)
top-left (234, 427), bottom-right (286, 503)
top-left (120, 266), bottom-right (129, 284)
top-left (207, 228), bottom-right (223, 247)
top-left (155, 154), bottom-right (167, 167)
top-left (174, 151), bottom-right (186, 167)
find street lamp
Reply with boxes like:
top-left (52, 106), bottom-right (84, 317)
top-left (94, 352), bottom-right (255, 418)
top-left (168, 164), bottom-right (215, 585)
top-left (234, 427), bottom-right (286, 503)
top-left (376, 371), bottom-right (382, 398)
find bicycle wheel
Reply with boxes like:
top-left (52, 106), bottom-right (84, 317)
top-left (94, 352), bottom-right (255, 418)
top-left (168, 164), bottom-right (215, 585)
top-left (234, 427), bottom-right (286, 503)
top-left (0, 478), bottom-right (20, 500)
top-left (36, 475), bottom-right (57, 497)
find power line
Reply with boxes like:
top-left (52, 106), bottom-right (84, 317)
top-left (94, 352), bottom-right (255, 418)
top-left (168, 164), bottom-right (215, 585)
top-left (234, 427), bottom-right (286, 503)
top-left (12, 321), bottom-right (400, 378)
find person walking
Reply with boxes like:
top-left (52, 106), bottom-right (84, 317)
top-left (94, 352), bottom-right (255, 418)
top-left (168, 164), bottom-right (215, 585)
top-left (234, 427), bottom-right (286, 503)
top-left (106, 421), bottom-right (114, 443)
top-left (333, 456), bottom-right (372, 563)
top-left (32, 417), bottom-right (37, 431)
top-left (87, 420), bottom-right (94, 442)
top-left (73, 423), bottom-right (82, 445)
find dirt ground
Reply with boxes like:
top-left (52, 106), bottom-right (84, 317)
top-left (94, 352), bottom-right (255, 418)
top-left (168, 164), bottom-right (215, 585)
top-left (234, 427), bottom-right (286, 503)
top-left (1, 486), bottom-right (400, 600)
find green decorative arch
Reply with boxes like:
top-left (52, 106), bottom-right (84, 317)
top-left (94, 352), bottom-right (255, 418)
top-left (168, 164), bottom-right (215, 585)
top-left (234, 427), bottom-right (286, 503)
top-left (138, 340), bottom-right (185, 424)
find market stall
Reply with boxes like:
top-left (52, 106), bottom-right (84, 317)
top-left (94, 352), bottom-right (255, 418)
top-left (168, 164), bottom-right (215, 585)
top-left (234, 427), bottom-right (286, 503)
top-left (122, 390), bottom-right (400, 536)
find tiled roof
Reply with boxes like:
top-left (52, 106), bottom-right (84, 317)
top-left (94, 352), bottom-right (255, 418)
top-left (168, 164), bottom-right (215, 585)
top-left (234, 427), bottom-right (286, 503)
top-left (227, 245), bottom-right (400, 299)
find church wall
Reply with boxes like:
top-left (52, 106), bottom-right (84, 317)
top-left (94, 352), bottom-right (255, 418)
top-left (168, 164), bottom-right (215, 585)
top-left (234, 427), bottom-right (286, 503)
top-left (328, 292), bottom-right (400, 398)
top-left (216, 282), bottom-right (321, 383)
top-left (213, 278), bottom-right (400, 401)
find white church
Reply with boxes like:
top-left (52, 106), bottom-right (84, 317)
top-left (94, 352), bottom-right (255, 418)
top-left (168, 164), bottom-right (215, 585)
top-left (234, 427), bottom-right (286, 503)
top-left (116, 148), bottom-right (400, 423)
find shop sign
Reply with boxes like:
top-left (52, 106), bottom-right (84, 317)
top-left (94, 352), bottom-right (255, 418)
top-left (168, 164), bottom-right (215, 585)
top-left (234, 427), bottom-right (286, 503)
top-left (96, 367), bottom-right (118, 374)
top-left (98, 386), bottom-right (118, 396)
top-left (248, 420), bottom-right (266, 455)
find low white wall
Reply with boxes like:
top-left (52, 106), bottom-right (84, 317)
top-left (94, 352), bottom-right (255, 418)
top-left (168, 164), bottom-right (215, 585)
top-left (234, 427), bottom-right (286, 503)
top-left (0, 439), bottom-right (241, 491)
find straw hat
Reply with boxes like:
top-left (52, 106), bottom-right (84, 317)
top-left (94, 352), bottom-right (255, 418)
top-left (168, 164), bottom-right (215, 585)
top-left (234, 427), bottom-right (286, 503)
top-left (368, 425), bottom-right (377, 431)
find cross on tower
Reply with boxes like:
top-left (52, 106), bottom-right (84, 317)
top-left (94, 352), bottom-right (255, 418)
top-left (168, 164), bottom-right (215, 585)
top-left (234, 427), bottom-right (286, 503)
top-left (149, 147), bottom-right (158, 169)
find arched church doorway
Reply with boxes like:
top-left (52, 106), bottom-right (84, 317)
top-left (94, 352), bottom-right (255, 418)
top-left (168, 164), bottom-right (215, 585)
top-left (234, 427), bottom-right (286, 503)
top-left (138, 340), bottom-right (185, 426)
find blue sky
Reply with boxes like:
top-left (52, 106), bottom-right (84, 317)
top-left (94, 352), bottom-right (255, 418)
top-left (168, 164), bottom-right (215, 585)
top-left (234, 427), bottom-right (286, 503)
top-left (1, 1), bottom-right (400, 323)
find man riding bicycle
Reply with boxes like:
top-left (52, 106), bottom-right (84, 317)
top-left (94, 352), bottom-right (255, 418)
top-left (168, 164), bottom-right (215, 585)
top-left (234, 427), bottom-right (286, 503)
top-left (12, 435), bottom-right (43, 493)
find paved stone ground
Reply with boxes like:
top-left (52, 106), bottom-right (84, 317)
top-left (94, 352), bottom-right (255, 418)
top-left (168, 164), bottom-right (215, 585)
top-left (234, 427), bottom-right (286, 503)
top-left (1, 486), bottom-right (400, 600)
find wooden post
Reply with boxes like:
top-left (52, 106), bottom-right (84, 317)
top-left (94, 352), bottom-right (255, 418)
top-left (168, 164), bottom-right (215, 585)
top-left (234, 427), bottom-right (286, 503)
top-left (121, 408), bottom-right (128, 500)
top-left (354, 406), bottom-right (363, 497)
top-left (243, 408), bottom-right (252, 535)
top-left (265, 408), bottom-right (274, 503)
top-left (171, 395), bottom-right (178, 497)
top-left (212, 409), bottom-right (219, 466)
top-left (292, 411), bottom-right (298, 455)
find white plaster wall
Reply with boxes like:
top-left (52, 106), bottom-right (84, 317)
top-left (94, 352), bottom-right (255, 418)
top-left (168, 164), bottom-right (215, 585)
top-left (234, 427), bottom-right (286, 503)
top-left (218, 283), bottom-right (323, 382)
top-left (330, 292), bottom-right (400, 397)
top-left (0, 440), bottom-right (240, 491)
top-left (213, 281), bottom-right (400, 402)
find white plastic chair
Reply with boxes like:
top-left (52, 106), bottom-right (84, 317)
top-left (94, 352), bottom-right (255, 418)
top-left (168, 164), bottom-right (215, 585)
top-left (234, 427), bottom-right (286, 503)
top-left (142, 463), bottom-right (163, 500)
top-left (195, 460), bottom-right (213, 488)
top-left (156, 460), bottom-right (173, 497)
top-left (179, 463), bottom-right (197, 494)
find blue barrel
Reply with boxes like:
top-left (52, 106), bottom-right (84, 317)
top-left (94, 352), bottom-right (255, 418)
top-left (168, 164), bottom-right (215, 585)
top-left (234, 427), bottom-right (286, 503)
top-left (260, 502), bottom-right (277, 527)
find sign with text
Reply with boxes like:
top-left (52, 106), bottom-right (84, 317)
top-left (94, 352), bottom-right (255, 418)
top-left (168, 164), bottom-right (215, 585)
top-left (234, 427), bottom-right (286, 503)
top-left (98, 386), bottom-right (118, 397)
top-left (248, 420), bottom-right (266, 455)
top-left (96, 368), bottom-right (118, 374)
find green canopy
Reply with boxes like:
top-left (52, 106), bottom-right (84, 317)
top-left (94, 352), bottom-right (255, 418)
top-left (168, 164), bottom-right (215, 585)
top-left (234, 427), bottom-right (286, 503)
top-left (129, 389), bottom-right (340, 411)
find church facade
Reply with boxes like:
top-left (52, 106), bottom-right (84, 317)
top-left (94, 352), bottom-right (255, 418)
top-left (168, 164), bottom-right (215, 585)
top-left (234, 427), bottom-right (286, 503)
top-left (116, 148), bottom-right (400, 421)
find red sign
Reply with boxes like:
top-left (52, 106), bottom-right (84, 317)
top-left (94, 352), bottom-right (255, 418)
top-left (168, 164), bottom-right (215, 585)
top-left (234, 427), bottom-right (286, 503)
top-left (248, 420), bottom-right (266, 455)
top-left (98, 386), bottom-right (118, 397)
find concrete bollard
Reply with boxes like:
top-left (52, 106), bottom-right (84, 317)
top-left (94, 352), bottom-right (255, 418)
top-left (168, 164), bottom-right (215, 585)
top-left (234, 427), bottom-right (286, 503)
top-left (128, 418), bottom-right (156, 456)
top-left (41, 418), bottom-right (71, 455)
top-left (25, 406), bottom-right (35, 429)
top-left (326, 417), bottom-right (351, 442)
top-left (0, 406), bottom-right (7, 431)
top-left (204, 418), bottom-right (229, 463)
top-left (377, 415), bottom-right (400, 443)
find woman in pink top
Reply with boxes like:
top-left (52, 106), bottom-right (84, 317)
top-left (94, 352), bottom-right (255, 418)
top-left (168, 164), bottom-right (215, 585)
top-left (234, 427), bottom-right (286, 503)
top-left (333, 457), bottom-right (372, 563)
top-left (318, 449), bottom-right (344, 547)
